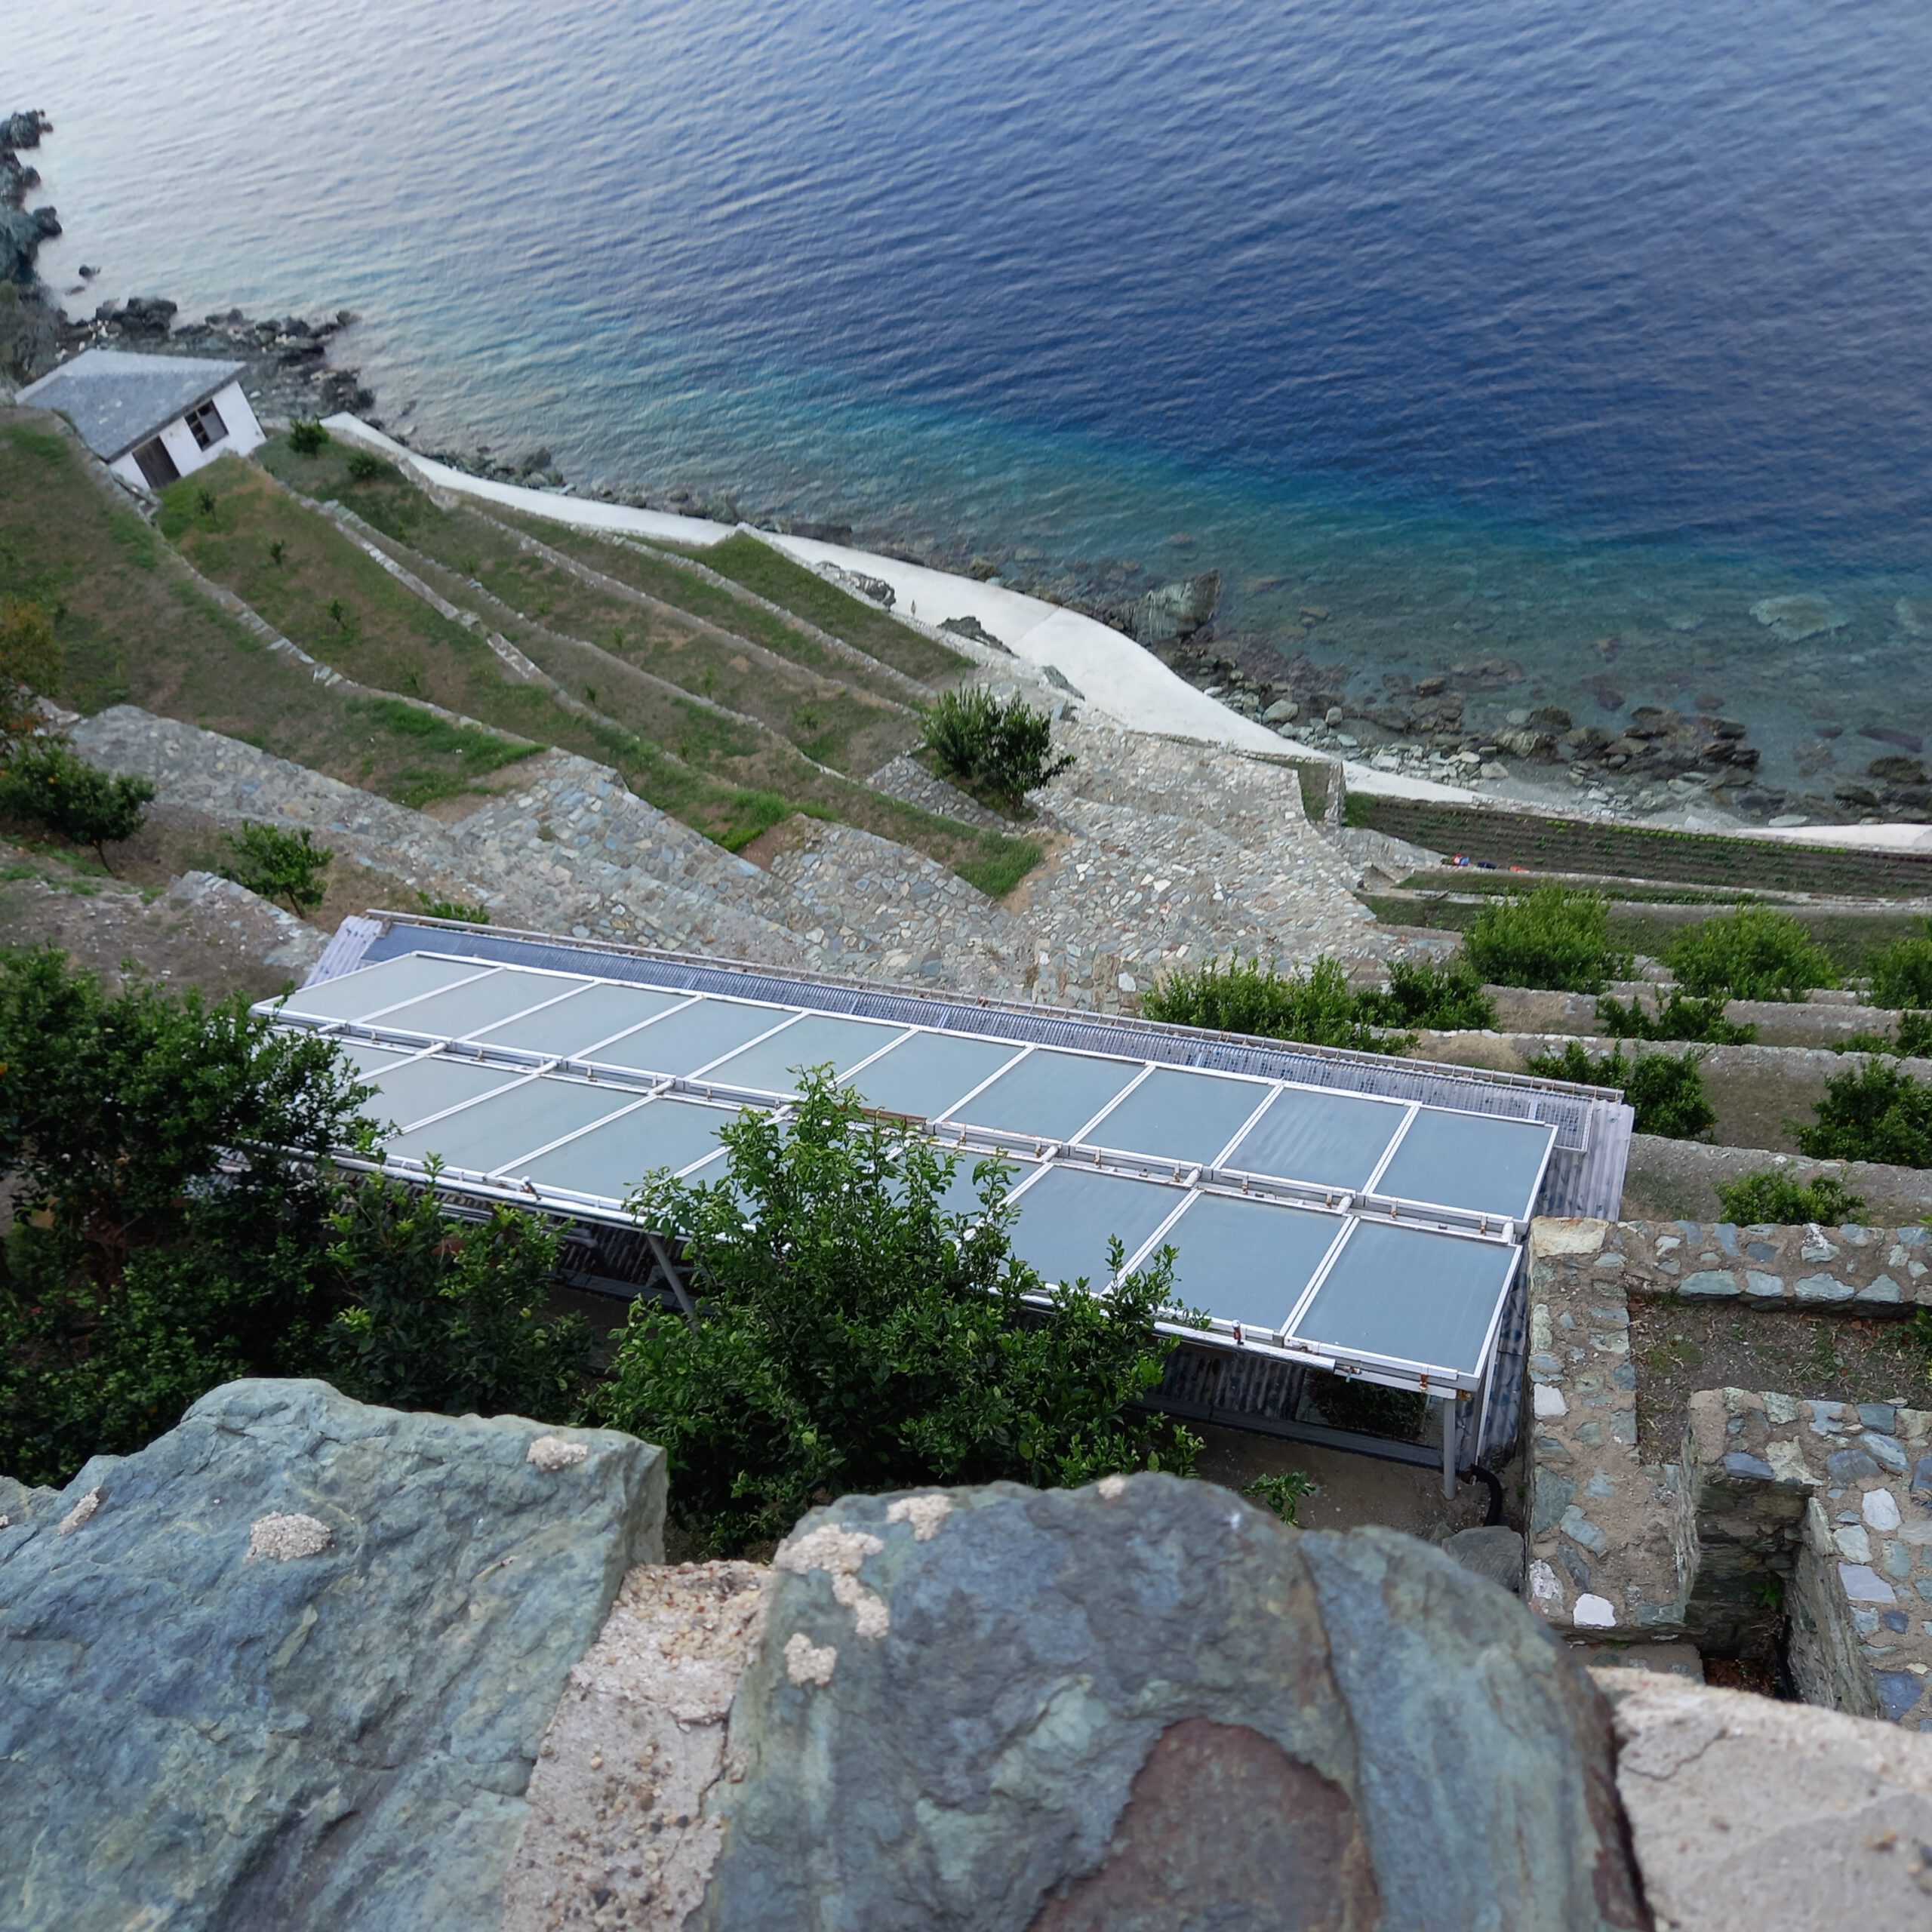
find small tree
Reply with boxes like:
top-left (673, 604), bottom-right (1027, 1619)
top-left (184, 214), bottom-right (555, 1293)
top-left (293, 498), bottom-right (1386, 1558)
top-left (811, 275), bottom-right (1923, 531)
top-left (1665, 907), bottom-right (1838, 1002)
top-left (1525, 1041), bottom-right (1715, 1140)
top-left (1357, 957), bottom-right (1497, 1032)
top-left (221, 820), bottom-right (334, 915)
top-left (288, 419), bottom-right (330, 456)
top-left (324, 1166), bottom-right (591, 1420)
top-left (0, 738), bottom-right (154, 869)
top-left (0, 596), bottom-right (60, 746)
top-left (595, 1071), bottom-right (1198, 1555)
top-left (1871, 926), bottom-right (1932, 1012)
top-left (920, 686), bottom-right (1075, 801)
top-left (1465, 887), bottom-right (1629, 993)
top-left (1142, 953), bottom-right (1414, 1054)
top-left (1798, 1059), bottom-right (1932, 1168)
top-left (345, 448), bottom-right (391, 484)
top-left (1715, 1168), bottom-right (1866, 1226)
top-left (1598, 989), bottom-right (1756, 1044)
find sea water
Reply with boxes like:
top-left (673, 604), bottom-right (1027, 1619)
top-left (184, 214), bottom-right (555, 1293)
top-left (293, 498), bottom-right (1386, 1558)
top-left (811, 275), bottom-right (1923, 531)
top-left (12, 0), bottom-right (1932, 792)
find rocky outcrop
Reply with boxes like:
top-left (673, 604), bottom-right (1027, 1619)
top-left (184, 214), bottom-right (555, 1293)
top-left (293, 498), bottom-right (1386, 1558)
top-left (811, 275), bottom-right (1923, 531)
top-left (0, 1380), bottom-right (665, 1932)
top-left (1117, 569), bottom-right (1222, 647)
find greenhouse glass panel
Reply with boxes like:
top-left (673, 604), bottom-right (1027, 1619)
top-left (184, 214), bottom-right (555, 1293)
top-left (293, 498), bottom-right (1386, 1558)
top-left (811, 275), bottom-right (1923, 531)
top-left (1158, 1192), bottom-right (1343, 1334)
top-left (703, 1014), bottom-right (909, 1095)
top-left (518, 1096), bottom-right (746, 1200)
top-left (358, 1054), bottom-right (525, 1133)
top-left (471, 981), bottom-right (691, 1057)
top-left (952, 1050), bottom-right (1142, 1142)
top-left (1223, 1087), bottom-right (1407, 1191)
top-left (1006, 1165), bottom-right (1183, 1287)
top-left (590, 998), bottom-right (792, 1077)
top-left (337, 1041), bottom-right (416, 1080)
top-left (278, 953), bottom-right (486, 1023)
top-left (1287, 1220), bottom-right (1517, 1379)
top-left (841, 1031), bottom-right (1023, 1120)
top-left (370, 968), bottom-right (589, 1041)
top-left (1087, 1066), bottom-right (1272, 1166)
top-left (382, 1076), bottom-right (638, 1174)
top-left (1373, 1109), bottom-right (1554, 1220)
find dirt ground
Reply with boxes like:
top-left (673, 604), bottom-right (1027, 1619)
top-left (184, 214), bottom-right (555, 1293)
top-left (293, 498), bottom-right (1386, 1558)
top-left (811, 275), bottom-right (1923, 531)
top-left (1630, 1297), bottom-right (1930, 1457)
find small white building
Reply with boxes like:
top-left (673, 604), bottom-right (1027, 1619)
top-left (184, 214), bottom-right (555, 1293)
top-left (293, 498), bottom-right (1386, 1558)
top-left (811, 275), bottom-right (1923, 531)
top-left (18, 347), bottom-right (265, 490)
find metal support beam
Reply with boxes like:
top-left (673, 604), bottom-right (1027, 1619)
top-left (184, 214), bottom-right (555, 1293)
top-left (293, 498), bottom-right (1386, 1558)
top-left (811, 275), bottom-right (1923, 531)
top-left (643, 1229), bottom-right (698, 1326)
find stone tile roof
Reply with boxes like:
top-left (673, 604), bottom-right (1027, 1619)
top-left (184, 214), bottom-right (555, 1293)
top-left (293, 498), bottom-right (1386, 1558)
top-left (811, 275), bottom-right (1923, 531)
top-left (17, 349), bottom-right (245, 459)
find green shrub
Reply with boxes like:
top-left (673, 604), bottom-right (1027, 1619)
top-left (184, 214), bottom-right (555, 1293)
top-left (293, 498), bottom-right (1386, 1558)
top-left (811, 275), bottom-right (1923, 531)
top-left (1142, 955), bottom-right (1415, 1054)
top-left (1524, 1041), bottom-right (1715, 1139)
top-left (1598, 989), bottom-right (1757, 1044)
top-left (345, 448), bottom-right (392, 484)
top-left (919, 685), bottom-right (1075, 801)
top-left (1835, 1011), bottom-right (1932, 1060)
top-left (1715, 1169), bottom-right (1866, 1226)
top-left (288, 419), bottom-right (330, 456)
top-left (595, 1070), bottom-right (1197, 1555)
top-left (1309, 1374), bottom-right (1430, 1439)
top-left (0, 738), bottom-right (154, 868)
top-left (0, 948), bottom-right (371, 1485)
top-left (220, 820), bottom-right (334, 915)
top-left (1665, 906), bottom-right (1838, 1002)
top-left (1870, 927), bottom-right (1932, 1011)
top-left (1463, 887), bottom-right (1628, 992)
top-left (1242, 1469), bottom-right (1317, 1526)
top-left (417, 891), bottom-right (490, 924)
top-left (1358, 957), bottom-right (1497, 1032)
top-left (1798, 1059), bottom-right (1932, 1168)
top-left (323, 1166), bottom-right (591, 1419)
top-left (0, 596), bottom-right (61, 746)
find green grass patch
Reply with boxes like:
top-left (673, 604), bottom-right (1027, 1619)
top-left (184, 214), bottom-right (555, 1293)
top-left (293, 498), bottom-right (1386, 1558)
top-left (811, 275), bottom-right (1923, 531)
top-left (955, 832), bottom-right (1044, 900)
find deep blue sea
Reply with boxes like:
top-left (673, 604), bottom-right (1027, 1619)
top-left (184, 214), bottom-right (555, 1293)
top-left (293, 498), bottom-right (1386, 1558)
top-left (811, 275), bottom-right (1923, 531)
top-left (13, 0), bottom-right (1932, 789)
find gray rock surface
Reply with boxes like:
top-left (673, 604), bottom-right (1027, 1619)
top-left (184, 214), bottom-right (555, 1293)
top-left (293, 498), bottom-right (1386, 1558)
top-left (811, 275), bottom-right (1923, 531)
top-left (1444, 1521), bottom-right (1527, 1592)
top-left (1598, 1668), bottom-right (1932, 1929)
top-left (691, 1475), bottom-right (1643, 1930)
top-left (0, 1379), bottom-right (665, 1932)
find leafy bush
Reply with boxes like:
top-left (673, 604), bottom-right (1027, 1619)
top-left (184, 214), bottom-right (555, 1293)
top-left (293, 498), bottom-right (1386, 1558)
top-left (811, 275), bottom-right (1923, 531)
top-left (288, 419), bottom-right (330, 456)
top-left (1598, 989), bottom-right (1756, 1044)
top-left (1664, 906), bottom-right (1838, 1002)
top-left (1715, 1168), bottom-right (1866, 1226)
top-left (1463, 887), bottom-right (1629, 992)
top-left (595, 1071), bottom-right (1198, 1555)
top-left (221, 820), bottom-right (334, 915)
top-left (345, 448), bottom-right (392, 484)
top-left (1870, 927), bottom-right (1932, 1012)
top-left (417, 892), bottom-right (491, 924)
top-left (1142, 955), bottom-right (1415, 1054)
top-left (0, 948), bottom-right (371, 1485)
top-left (919, 685), bottom-right (1075, 801)
top-left (0, 596), bottom-right (60, 746)
top-left (1309, 1374), bottom-right (1429, 1439)
top-left (0, 738), bottom-right (154, 867)
top-left (1835, 1011), bottom-right (1932, 1060)
top-left (1242, 1469), bottom-right (1317, 1526)
top-left (1524, 1040), bottom-right (1715, 1139)
top-left (323, 1166), bottom-right (591, 1418)
top-left (1798, 1059), bottom-right (1932, 1169)
top-left (1355, 957), bottom-right (1497, 1032)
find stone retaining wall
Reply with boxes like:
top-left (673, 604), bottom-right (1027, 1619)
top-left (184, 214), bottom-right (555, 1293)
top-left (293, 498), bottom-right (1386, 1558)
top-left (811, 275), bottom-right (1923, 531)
top-left (1607, 1217), bottom-right (1932, 1309)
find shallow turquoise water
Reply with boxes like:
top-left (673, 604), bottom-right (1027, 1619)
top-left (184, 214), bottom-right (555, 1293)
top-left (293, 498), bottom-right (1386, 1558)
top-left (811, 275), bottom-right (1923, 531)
top-left (14, 0), bottom-right (1932, 787)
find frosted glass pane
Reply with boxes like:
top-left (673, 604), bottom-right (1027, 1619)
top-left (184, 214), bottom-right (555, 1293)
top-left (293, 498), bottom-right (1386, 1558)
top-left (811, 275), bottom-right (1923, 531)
top-left (1088, 1067), bottom-right (1272, 1165)
top-left (278, 954), bottom-right (489, 1022)
top-left (364, 1055), bottom-right (523, 1131)
top-left (1008, 1167), bottom-right (1183, 1287)
top-left (1288, 1221), bottom-right (1517, 1377)
top-left (1161, 1193), bottom-right (1343, 1334)
top-left (1223, 1088), bottom-right (1406, 1190)
top-left (705, 1015), bottom-right (909, 1094)
top-left (384, 1077), bottom-right (638, 1174)
top-left (843, 1032), bottom-right (1023, 1120)
top-left (1374, 1110), bottom-right (1555, 1219)
top-left (375, 969), bottom-right (590, 1040)
top-left (953, 1051), bottom-right (1143, 1141)
top-left (591, 998), bottom-right (794, 1077)
top-left (521, 1097), bottom-right (747, 1199)
top-left (472, 982), bottom-right (691, 1057)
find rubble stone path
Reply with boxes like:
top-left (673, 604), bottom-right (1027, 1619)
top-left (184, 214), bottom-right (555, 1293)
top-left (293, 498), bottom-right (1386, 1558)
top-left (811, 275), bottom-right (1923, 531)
top-left (68, 703), bottom-right (1383, 1011)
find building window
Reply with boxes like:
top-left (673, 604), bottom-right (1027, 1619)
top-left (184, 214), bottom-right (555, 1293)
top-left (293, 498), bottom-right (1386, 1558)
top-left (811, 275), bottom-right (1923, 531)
top-left (184, 399), bottom-right (229, 451)
top-left (133, 437), bottom-right (180, 487)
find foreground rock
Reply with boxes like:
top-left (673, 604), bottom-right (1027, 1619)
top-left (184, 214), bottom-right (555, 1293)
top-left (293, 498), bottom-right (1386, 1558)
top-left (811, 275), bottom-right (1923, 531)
top-left (515, 1477), bottom-right (1646, 1930)
top-left (0, 1380), bottom-right (665, 1932)
top-left (1599, 1669), bottom-right (1932, 1929)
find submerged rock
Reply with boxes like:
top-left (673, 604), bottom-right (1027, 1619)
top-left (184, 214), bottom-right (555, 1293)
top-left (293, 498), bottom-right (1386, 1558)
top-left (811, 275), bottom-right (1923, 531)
top-left (0, 1379), bottom-right (665, 1932)
top-left (1751, 594), bottom-right (1850, 642)
top-left (1118, 569), bottom-right (1222, 647)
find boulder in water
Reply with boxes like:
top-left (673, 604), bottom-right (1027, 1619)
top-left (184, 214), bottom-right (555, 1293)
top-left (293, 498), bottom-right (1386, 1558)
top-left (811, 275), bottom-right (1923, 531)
top-left (1750, 594), bottom-right (1848, 642)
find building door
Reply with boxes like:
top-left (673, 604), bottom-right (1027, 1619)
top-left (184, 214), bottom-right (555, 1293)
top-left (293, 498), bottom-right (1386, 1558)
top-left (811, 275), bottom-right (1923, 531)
top-left (133, 437), bottom-right (180, 488)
